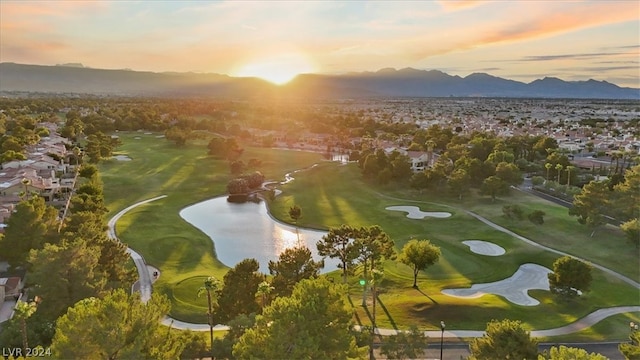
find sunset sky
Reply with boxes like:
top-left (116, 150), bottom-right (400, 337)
top-left (1, 1), bottom-right (639, 86)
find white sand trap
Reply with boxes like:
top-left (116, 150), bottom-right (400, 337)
top-left (442, 263), bottom-right (551, 306)
top-left (385, 206), bottom-right (451, 219)
top-left (463, 240), bottom-right (506, 256)
top-left (113, 155), bottom-right (132, 161)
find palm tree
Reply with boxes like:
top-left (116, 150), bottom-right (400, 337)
top-left (544, 162), bottom-right (552, 182)
top-left (289, 205), bottom-right (302, 243)
top-left (72, 146), bottom-right (82, 168)
top-left (256, 280), bottom-right (274, 309)
top-left (14, 298), bottom-right (39, 355)
top-left (566, 165), bottom-right (576, 186)
top-left (555, 163), bottom-right (563, 183)
top-left (198, 276), bottom-right (221, 359)
top-left (612, 151), bottom-right (622, 175)
top-left (21, 178), bottom-right (31, 200)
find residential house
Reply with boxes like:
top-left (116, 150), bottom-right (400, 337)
top-left (0, 277), bottom-right (23, 300)
top-left (0, 167), bottom-right (60, 202)
top-left (383, 147), bottom-right (437, 173)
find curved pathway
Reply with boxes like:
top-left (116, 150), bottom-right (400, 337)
top-left (375, 191), bottom-right (640, 288)
top-left (109, 195), bottom-right (639, 336)
top-left (107, 195), bottom-right (167, 303)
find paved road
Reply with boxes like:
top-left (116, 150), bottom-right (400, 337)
top-left (109, 195), bottom-right (639, 337)
top-left (106, 195), bottom-right (167, 303)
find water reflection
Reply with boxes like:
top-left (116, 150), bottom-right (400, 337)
top-left (179, 196), bottom-right (338, 273)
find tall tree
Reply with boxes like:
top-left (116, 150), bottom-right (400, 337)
top-left (256, 281), bottom-right (274, 309)
top-left (13, 300), bottom-right (38, 356)
top-left (268, 246), bottom-right (324, 297)
top-left (233, 278), bottom-right (363, 359)
top-left (51, 289), bottom-right (186, 359)
top-left (390, 153), bottom-right (413, 181)
top-left (613, 165), bottom-right (640, 222)
top-left (621, 218), bottom-right (640, 248)
top-left (85, 132), bottom-right (116, 163)
top-left (469, 319), bottom-right (538, 360)
top-left (399, 239), bottom-right (441, 289)
top-left (566, 165), bottom-right (577, 186)
top-left (447, 168), bottom-right (470, 200)
top-left (0, 197), bottom-right (59, 266)
top-left (197, 276), bottom-right (221, 359)
top-left (380, 325), bottom-right (428, 360)
top-left (569, 180), bottom-right (611, 237)
top-left (555, 163), bottom-right (564, 183)
top-left (480, 175), bottom-right (509, 202)
top-left (548, 256), bottom-right (592, 299)
top-left (317, 225), bottom-right (360, 283)
top-left (211, 313), bottom-right (257, 360)
top-left (495, 161), bottom-right (523, 186)
top-left (545, 162), bottom-right (553, 181)
top-left (354, 225), bottom-right (395, 300)
top-left (164, 126), bottom-right (190, 146)
top-left (539, 345), bottom-right (607, 359)
top-left (28, 240), bottom-right (106, 320)
top-left (289, 204), bottom-right (302, 241)
top-left (215, 258), bottom-right (263, 323)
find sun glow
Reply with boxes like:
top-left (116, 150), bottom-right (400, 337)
top-left (233, 53), bottom-right (316, 85)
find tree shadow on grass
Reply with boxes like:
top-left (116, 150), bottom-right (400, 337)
top-left (376, 295), bottom-right (399, 330)
top-left (415, 287), bottom-right (439, 305)
top-left (347, 294), bottom-right (364, 326)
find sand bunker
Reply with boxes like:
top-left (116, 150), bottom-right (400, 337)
top-left (463, 240), bottom-right (506, 256)
top-left (442, 263), bottom-right (551, 306)
top-left (385, 206), bottom-right (451, 219)
top-left (113, 155), bottom-right (132, 161)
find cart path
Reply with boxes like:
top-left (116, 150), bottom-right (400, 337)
top-left (109, 195), bottom-right (639, 335)
top-left (374, 191), bottom-right (639, 288)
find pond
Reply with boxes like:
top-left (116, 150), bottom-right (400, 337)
top-left (180, 197), bottom-right (339, 274)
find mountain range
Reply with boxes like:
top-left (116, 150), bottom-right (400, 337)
top-left (1, 62), bottom-right (638, 99)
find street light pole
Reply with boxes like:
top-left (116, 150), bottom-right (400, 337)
top-left (440, 320), bottom-right (445, 360)
top-left (631, 321), bottom-right (639, 344)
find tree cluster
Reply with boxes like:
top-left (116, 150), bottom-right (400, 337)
top-left (208, 137), bottom-right (243, 160)
top-left (469, 318), bottom-right (609, 359)
top-left (570, 164), bottom-right (640, 241)
top-left (401, 130), bottom-right (544, 201)
top-left (0, 164), bottom-right (135, 347)
top-left (358, 148), bottom-right (413, 185)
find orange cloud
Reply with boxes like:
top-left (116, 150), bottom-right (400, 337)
top-left (397, 1), bottom-right (640, 61)
top-left (437, 0), bottom-right (489, 12)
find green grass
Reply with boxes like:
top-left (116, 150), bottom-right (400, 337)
top-left (543, 312), bottom-right (640, 343)
top-left (101, 133), bottom-right (639, 338)
top-left (268, 162), bottom-right (639, 333)
top-left (100, 132), bottom-right (324, 323)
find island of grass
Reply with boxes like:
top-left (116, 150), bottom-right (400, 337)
top-left (101, 133), bottom-right (639, 341)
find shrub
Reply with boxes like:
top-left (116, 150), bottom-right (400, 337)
top-left (531, 176), bottom-right (545, 186)
top-left (502, 204), bottom-right (524, 220)
top-left (528, 210), bottom-right (545, 225)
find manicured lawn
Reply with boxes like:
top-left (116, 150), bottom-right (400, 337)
top-left (545, 312), bottom-right (640, 342)
top-left (101, 134), bottom-right (639, 338)
top-left (100, 132), bottom-right (324, 323)
top-left (269, 162), bottom-right (639, 334)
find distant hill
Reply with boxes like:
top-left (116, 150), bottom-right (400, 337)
top-left (1, 62), bottom-right (638, 99)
